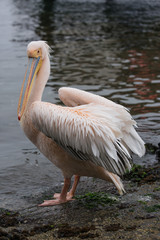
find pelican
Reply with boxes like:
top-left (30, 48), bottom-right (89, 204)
top-left (17, 41), bottom-right (145, 206)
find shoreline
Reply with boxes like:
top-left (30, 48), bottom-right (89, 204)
top-left (0, 163), bottom-right (160, 240)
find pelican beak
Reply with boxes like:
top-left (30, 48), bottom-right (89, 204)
top-left (17, 56), bottom-right (42, 121)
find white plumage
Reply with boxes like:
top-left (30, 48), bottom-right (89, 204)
top-left (31, 101), bottom-right (134, 176)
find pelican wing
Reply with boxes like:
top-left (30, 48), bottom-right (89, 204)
top-left (59, 87), bottom-right (121, 108)
top-left (30, 101), bottom-right (134, 176)
top-left (59, 87), bottom-right (145, 158)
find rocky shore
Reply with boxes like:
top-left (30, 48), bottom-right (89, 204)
top-left (0, 160), bottom-right (160, 240)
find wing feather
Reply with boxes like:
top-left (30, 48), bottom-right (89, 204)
top-left (30, 101), bottom-right (139, 176)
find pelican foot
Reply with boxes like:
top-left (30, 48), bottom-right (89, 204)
top-left (38, 198), bottom-right (74, 207)
top-left (53, 192), bottom-right (74, 200)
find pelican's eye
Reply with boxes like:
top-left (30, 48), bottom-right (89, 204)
top-left (35, 48), bottom-right (42, 58)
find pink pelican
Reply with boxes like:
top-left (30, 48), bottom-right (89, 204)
top-left (17, 41), bottom-right (145, 206)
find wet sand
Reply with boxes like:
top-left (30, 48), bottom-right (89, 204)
top-left (1, 163), bottom-right (160, 240)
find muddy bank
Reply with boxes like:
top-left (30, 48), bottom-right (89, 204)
top-left (0, 163), bottom-right (160, 239)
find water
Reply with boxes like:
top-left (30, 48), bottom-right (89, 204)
top-left (0, 0), bottom-right (159, 209)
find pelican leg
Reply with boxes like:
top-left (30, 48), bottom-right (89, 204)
top-left (68, 175), bottom-right (80, 198)
top-left (39, 178), bottom-right (72, 206)
top-left (54, 175), bottom-right (80, 200)
top-left (67, 175), bottom-right (80, 199)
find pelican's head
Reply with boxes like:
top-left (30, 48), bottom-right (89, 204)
top-left (27, 41), bottom-right (50, 59)
top-left (17, 41), bottom-right (50, 121)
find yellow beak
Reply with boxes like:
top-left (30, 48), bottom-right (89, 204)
top-left (17, 56), bottom-right (42, 121)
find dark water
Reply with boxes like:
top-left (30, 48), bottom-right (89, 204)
top-left (0, 0), bottom-right (159, 209)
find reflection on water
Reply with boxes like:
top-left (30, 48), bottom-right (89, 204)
top-left (0, 0), bottom-right (160, 209)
